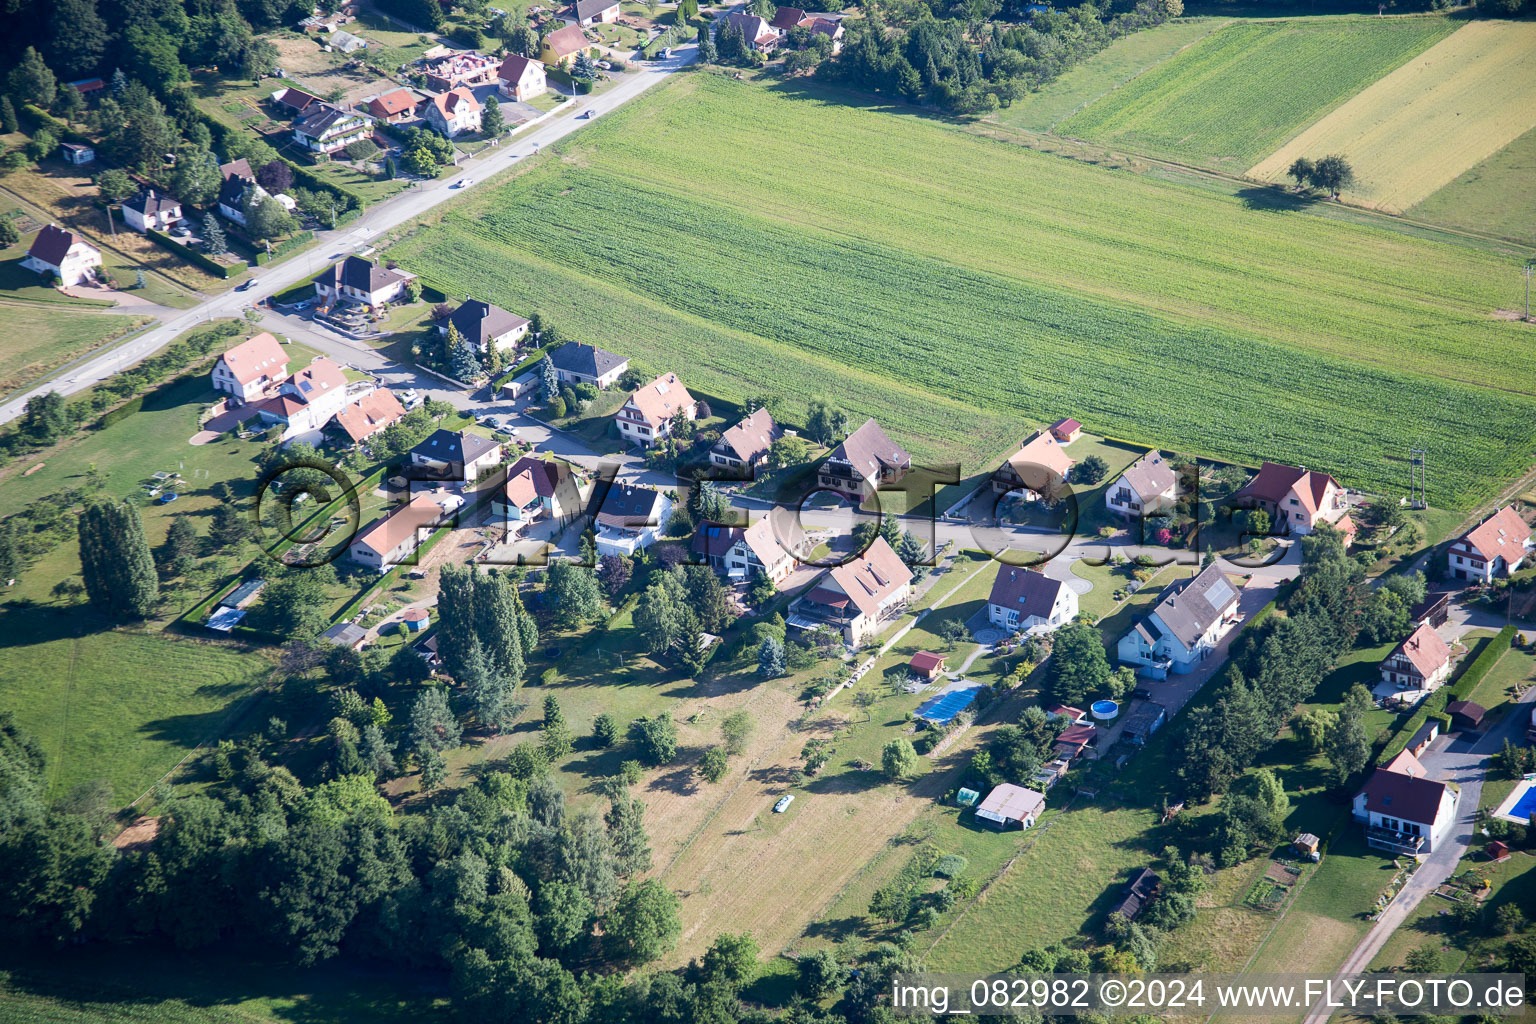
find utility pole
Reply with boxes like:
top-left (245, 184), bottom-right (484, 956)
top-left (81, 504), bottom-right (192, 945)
top-left (1524, 261), bottom-right (1533, 323)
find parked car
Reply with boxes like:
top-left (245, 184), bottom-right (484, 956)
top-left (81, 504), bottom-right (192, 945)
top-left (596, 60), bottom-right (612, 70)
top-left (170, 224), bottom-right (191, 237)
top-left (236, 279), bottom-right (255, 291)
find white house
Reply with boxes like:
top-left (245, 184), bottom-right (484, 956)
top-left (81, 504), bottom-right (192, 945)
top-left (1117, 563), bottom-right (1241, 678)
top-left (121, 189), bottom-right (183, 233)
top-left (1447, 505), bottom-right (1532, 584)
top-left (409, 428), bottom-right (504, 485)
top-left (425, 87), bottom-right (481, 138)
top-left (614, 372), bottom-right (697, 448)
top-left (787, 537), bottom-right (913, 649)
top-left (22, 224), bottom-right (102, 287)
top-left (1236, 462), bottom-right (1355, 538)
top-left (594, 482), bottom-right (672, 558)
top-left (292, 103), bottom-right (370, 154)
top-left (1379, 621), bottom-right (1453, 694)
top-left (249, 357), bottom-right (357, 438)
top-left (497, 53), bottom-right (547, 102)
top-left (691, 507), bottom-right (805, 585)
top-left (315, 255), bottom-right (414, 307)
top-left (1106, 450), bottom-right (1178, 519)
top-left (348, 491), bottom-right (454, 571)
top-left (985, 565), bottom-right (1078, 633)
top-left (1352, 749), bottom-right (1458, 858)
top-left (816, 418), bottom-right (911, 502)
top-left (211, 332), bottom-right (290, 404)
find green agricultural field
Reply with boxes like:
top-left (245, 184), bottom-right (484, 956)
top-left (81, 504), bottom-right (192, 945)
top-left (1057, 17), bottom-right (1454, 169)
top-left (0, 302), bottom-right (147, 397)
top-left (993, 17), bottom-right (1227, 132)
top-left (1410, 124), bottom-right (1536, 245)
top-left (387, 73), bottom-right (1536, 510)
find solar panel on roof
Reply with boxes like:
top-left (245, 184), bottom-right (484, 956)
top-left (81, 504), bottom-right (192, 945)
top-left (1205, 578), bottom-right (1235, 608)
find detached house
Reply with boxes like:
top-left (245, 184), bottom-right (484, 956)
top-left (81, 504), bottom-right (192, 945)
top-left (986, 566), bottom-right (1079, 634)
top-left (292, 103), bottom-right (370, 155)
top-left (711, 408), bottom-right (777, 472)
top-left (1353, 748), bottom-right (1457, 858)
top-left (1106, 450), bottom-right (1178, 519)
top-left (593, 482), bottom-right (672, 558)
top-left (692, 507), bottom-right (806, 585)
top-left (121, 189), bottom-right (182, 233)
top-left (540, 24), bottom-right (589, 66)
top-left (1379, 621), bottom-right (1452, 693)
top-left (211, 332), bottom-right (289, 404)
top-left (493, 455), bottom-right (586, 532)
top-left (991, 430), bottom-right (1074, 501)
top-left (316, 255), bottom-right (414, 307)
top-left (409, 429), bottom-right (503, 484)
top-left (769, 6), bottom-right (808, 29)
top-left (333, 388), bottom-right (406, 445)
top-left (1117, 564), bottom-right (1241, 678)
top-left (349, 491), bottom-right (453, 571)
top-left (1448, 505), bottom-right (1531, 583)
top-left (497, 54), bottom-right (547, 102)
top-left (250, 357), bottom-right (355, 438)
top-left (722, 11), bottom-right (781, 52)
top-left (806, 16), bottom-right (844, 52)
top-left (816, 418), bottom-right (911, 501)
top-left (425, 87), bottom-right (481, 138)
top-left (23, 224), bottom-right (101, 287)
top-left (615, 372), bottom-right (697, 448)
top-left (571, 0), bottom-right (620, 25)
top-left (549, 342), bottom-right (628, 389)
top-left (440, 299), bottom-right (529, 355)
top-left (367, 88), bottom-right (419, 123)
top-left (1236, 462), bottom-right (1353, 538)
top-left (788, 536), bottom-right (913, 649)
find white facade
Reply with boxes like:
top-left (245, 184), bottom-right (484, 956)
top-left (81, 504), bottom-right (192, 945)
top-left (986, 585), bottom-right (1077, 633)
top-left (23, 238), bottom-right (102, 287)
top-left (595, 492), bottom-right (672, 558)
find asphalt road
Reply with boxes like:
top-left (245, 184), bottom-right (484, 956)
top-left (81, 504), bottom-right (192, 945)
top-left (0, 45), bottom-right (698, 427)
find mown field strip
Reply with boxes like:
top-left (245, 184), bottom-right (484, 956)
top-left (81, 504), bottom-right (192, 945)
top-left (1248, 20), bottom-right (1536, 212)
top-left (1056, 17), bottom-right (1455, 169)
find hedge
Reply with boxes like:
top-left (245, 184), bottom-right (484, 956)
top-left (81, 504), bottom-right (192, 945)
top-left (145, 228), bottom-right (244, 278)
top-left (253, 229), bottom-right (315, 265)
top-left (1447, 625), bottom-right (1516, 701)
top-left (98, 394), bottom-right (146, 429)
top-left (20, 103), bottom-right (91, 146)
top-left (1376, 625), bottom-right (1515, 764)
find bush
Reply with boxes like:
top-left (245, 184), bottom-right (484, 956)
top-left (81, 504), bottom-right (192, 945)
top-left (145, 229), bottom-right (244, 279)
top-left (1448, 625), bottom-right (1516, 700)
top-left (343, 138), bottom-right (380, 162)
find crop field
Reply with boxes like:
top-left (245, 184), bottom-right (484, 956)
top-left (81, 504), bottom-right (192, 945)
top-left (992, 17), bottom-right (1227, 132)
top-left (1056, 17), bottom-right (1454, 169)
top-left (1248, 20), bottom-right (1536, 212)
top-left (1410, 125), bottom-right (1536, 243)
top-left (388, 74), bottom-right (1536, 510)
top-left (0, 302), bottom-right (147, 396)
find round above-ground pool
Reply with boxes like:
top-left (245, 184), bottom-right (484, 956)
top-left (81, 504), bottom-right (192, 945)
top-left (1091, 700), bottom-right (1119, 721)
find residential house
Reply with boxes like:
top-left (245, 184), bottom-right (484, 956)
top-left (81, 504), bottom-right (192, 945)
top-left (121, 189), bottom-right (182, 233)
top-left (787, 536), bottom-right (913, 648)
top-left (909, 650), bottom-right (947, 680)
top-left (440, 298), bottom-right (529, 355)
top-left (271, 86), bottom-right (321, 114)
top-left (816, 418), bottom-right (911, 501)
top-left (722, 12), bottom-right (781, 52)
top-left (1379, 621), bottom-right (1452, 693)
top-left (711, 408), bottom-right (777, 472)
top-left (292, 103), bottom-right (370, 155)
top-left (1050, 417), bottom-right (1082, 443)
top-left (367, 88), bottom-right (419, 122)
top-left (1236, 462), bottom-right (1353, 537)
top-left (549, 342), bottom-right (628, 389)
top-left (425, 86), bottom-right (481, 138)
top-left (1117, 563), bottom-right (1241, 678)
top-left (64, 77), bottom-right (105, 100)
top-left (593, 482), bottom-right (673, 558)
top-left (216, 168), bottom-right (266, 227)
top-left (1352, 750), bottom-right (1457, 857)
top-left (423, 51), bottom-right (500, 91)
top-left (211, 331), bottom-right (289, 403)
top-left (1121, 700), bottom-right (1168, 745)
top-left (493, 455), bottom-right (586, 531)
top-left (249, 357), bottom-right (355, 437)
top-left (985, 566), bottom-right (1078, 634)
top-left (974, 783), bottom-right (1045, 830)
top-left (571, 0), bottom-right (620, 25)
top-left (348, 491), bottom-right (454, 571)
top-left (59, 142), bottom-right (95, 165)
top-left (806, 17), bottom-right (844, 53)
top-left (691, 507), bottom-right (805, 585)
top-left (409, 429), bottom-right (503, 484)
top-left (1447, 505), bottom-right (1532, 583)
top-left (22, 224), bottom-right (101, 287)
top-left (991, 429), bottom-right (1074, 500)
top-left (333, 388), bottom-right (407, 445)
top-left (615, 372), bottom-right (697, 448)
top-left (539, 24), bottom-right (590, 66)
top-left (497, 53), bottom-right (548, 102)
top-left (769, 6), bottom-right (808, 29)
top-left (1109, 868), bottom-right (1160, 922)
top-left (316, 255), bottom-right (414, 307)
top-left (219, 157), bottom-right (253, 182)
top-left (1106, 450), bottom-right (1178, 519)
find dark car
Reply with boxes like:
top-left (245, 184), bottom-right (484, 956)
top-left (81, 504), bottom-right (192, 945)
top-left (1132, 685), bottom-right (1155, 700)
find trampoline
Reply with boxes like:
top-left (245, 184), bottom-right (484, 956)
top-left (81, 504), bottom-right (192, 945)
top-left (915, 682), bottom-right (987, 725)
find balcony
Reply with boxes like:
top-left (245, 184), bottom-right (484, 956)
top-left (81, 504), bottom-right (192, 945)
top-left (1365, 825), bottom-right (1424, 856)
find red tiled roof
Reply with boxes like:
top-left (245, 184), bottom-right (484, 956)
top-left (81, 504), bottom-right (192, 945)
top-left (769, 5), bottom-right (808, 28)
top-left (1387, 621), bottom-right (1450, 680)
top-left (1460, 505), bottom-right (1530, 565)
top-left (910, 651), bottom-right (946, 674)
top-left (218, 332), bottom-right (289, 386)
top-left (334, 388), bottom-right (406, 442)
top-left (354, 492), bottom-right (446, 557)
top-left (544, 23), bottom-right (588, 58)
top-left (825, 537), bottom-right (912, 619)
top-left (430, 86), bottom-right (479, 120)
top-left (287, 357), bottom-right (347, 404)
top-left (622, 372), bottom-right (696, 429)
top-left (716, 407), bottom-right (776, 463)
top-left (1050, 417), bottom-right (1082, 436)
top-left (368, 88), bottom-right (416, 118)
top-left (1004, 430), bottom-right (1073, 490)
top-left (1240, 462), bottom-right (1339, 516)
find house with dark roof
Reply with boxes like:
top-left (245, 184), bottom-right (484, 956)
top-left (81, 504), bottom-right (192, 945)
top-left (1121, 700), bottom-right (1168, 745)
top-left (292, 103), bottom-right (370, 154)
top-left (440, 298), bottom-right (529, 355)
top-left (548, 342), bottom-right (628, 389)
top-left (1379, 621), bottom-right (1452, 694)
top-left (492, 454), bottom-right (586, 531)
top-left (1406, 719), bottom-right (1439, 758)
top-left (212, 332), bottom-right (289, 403)
top-left (691, 507), bottom-right (805, 585)
top-left (593, 482), bottom-right (672, 557)
top-left (816, 418), bottom-right (910, 501)
top-left (1106, 450), bottom-right (1178, 519)
top-left (497, 53), bottom-right (548, 102)
top-left (1236, 461), bottom-right (1354, 540)
top-left (615, 372), bottom-right (697, 448)
top-left (991, 429), bottom-right (1074, 500)
top-left (986, 566), bottom-right (1078, 634)
top-left (1447, 505), bottom-right (1531, 584)
top-left (1448, 700), bottom-right (1487, 732)
top-left (722, 11), bottom-right (782, 52)
top-left (1116, 564), bottom-right (1242, 678)
top-left (409, 429), bottom-right (503, 483)
top-left (316, 255), bottom-right (415, 307)
top-left (271, 86), bottom-right (321, 114)
top-left (805, 16), bottom-right (844, 52)
top-left (711, 408), bottom-right (778, 472)
top-left (787, 536), bottom-right (912, 648)
top-left (571, 0), bottom-right (620, 25)
top-left (1109, 868), bottom-right (1161, 922)
top-left (22, 224), bottom-right (102, 286)
top-left (121, 189), bottom-right (183, 233)
top-left (1352, 752), bottom-right (1457, 857)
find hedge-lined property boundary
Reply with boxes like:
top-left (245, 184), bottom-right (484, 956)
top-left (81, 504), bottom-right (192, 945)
top-left (1376, 625), bottom-right (1515, 764)
top-left (145, 228), bottom-right (245, 278)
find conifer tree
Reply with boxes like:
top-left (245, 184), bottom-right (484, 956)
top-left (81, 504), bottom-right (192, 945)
top-left (78, 500), bottom-right (159, 617)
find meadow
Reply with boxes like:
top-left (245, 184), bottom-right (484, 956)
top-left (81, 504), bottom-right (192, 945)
top-left (1248, 20), bottom-right (1536, 213)
top-left (1410, 125), bottom-right (1536, 244)
top-left (0, 302), bottom-right (148, 397)
top-left (387, 73), bottom-right (1536, 510)
top-left (1057, 17), bottom-right (1454, 170)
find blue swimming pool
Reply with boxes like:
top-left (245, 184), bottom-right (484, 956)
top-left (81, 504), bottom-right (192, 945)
top-left (916, 684), bottom-right (986, 725)
top-left (1507, 781), bottom-right (1536, 822)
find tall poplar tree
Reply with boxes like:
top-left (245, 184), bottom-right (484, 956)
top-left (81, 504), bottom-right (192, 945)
top-left (78, 500), bottom-right (159, 617)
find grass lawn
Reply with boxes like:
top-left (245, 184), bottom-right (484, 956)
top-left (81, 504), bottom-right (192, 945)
top-left (384, 72), bottom-right (1536, 512)
top-left (1409, 123), bottom-right (1536, 245)
top-left (0, 301), bottom-right (149, 397)
top-left (1463, 643), bottom-right (1535, 719)
top-left (1364, 849), bottom-right (1536, 974)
